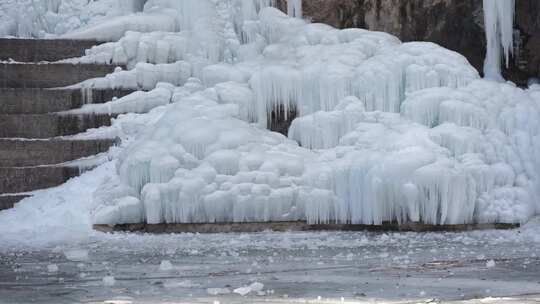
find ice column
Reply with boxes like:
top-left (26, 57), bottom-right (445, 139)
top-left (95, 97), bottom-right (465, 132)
top-left (483, 0), bottom-right (515, 80)
top-left (287, 0), bottom-right (302, 18)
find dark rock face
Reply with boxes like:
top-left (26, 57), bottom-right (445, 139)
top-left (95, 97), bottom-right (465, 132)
top-left (278, 0), bottom-right (540, 85)
top-left (515, 0), bottom-right (540, 83)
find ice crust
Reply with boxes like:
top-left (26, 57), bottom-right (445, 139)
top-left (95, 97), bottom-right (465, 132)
top-left (80, 2), bottom-right (540, 226)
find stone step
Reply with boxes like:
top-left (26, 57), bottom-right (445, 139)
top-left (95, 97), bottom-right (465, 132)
top-left (0, 113), bottom-right (115, 138)
top-left (0, 166), bottom-right (80, 194)
top-left (0, 63), bottom-right (120, 88)
top-left (0, 39), bottom-right (100, 62)
top-left (0, 88), bottom-right (134, 114)
top-left (0, 195), bottom-right (31, 211)
top-left (0, 139), bottom-right (117, 167)
top-left (94, 221), bottom-right (520, 234)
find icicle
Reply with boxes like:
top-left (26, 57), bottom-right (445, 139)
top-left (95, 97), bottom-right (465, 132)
top-left (483, 0), bottom-right (515, 81)
top-left (286, 0), bottom-right (302, 18)
top-left (81, 86), bottom-right (93, 105)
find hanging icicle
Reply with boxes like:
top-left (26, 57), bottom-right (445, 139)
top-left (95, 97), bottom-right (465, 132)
top-left (482, 0), bottom-right (515, 81)
top-left (287, 0), bottom-right (302, 18)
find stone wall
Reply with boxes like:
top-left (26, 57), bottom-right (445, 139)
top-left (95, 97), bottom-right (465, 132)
top-left (277, 0), bottom-right (540, 85)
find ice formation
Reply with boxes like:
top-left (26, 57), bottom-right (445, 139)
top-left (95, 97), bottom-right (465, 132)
top-left (482, 0), bottom-right (515, 80)
top-left (1, 0), bottom-right (538, 227)
top-left (0, 0), bottom-right (146, 38)
top-left (74, 2), bottom-right (540, 227)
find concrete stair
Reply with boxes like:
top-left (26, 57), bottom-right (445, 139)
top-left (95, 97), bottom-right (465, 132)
top-left (0, 38), bottom-right (99, 62)
top-left (0, 63), bottom-right (119, 88)
top-left (0, 166), bottom-right (81, 194)
top-left (0, 39), bottom-right (128, 210)
top-left (0, 88), bottom-right (133, 114)
top-left (0, 113), bottom-right (116, 138)
top-left (0, 139), bottom-right (117, 167)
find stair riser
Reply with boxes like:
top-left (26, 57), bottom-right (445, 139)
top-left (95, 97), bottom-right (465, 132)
top-left (0, 195), bottom-right (31, 211)
top-left (0, 63), bottom-right (119, 88)
top-left (0, 88), bottom-right (134, 114)
top-left (0, 167), bottom-right (80, 193)
top-left (0, 39), bottom-right (99, 62)
top-left (0, 114), bottom-right (114, 138)
top-left (0, 139), bottom-right (116, 167)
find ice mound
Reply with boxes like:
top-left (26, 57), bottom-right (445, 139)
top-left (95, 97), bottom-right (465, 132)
top-left (93, 89), bottom-right (313, 224)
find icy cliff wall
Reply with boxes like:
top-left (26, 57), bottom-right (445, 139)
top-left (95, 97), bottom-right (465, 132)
top-left (278, 0), bottom-right (540, 85)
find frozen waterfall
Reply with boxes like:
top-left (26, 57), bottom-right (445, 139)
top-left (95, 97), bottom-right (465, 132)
top-left (38, 0), bottom-right (538, 227)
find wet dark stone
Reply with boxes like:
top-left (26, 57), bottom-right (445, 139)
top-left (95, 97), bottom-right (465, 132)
top-left (269, 105), bottom-right (297, 136)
